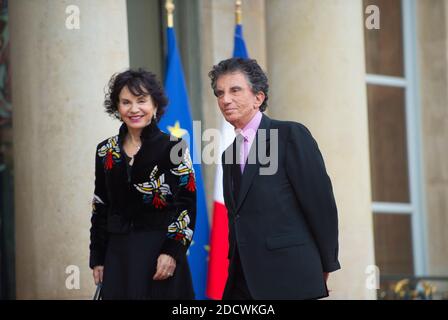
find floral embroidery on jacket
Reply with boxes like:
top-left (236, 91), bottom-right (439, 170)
top-left (98, 136), bottom-right (121, 170)
top-left (170, 148), bottom-right (196, 192)
top-left (167, 210), bottom-right (193, 246)
top-left (134, 166), bottom-right (172, 209)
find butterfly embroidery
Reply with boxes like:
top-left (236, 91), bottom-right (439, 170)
top-left (167, 210), bottom-right (193, 246)
top-left (170, 148), bottom-right (196, 192)
top-left (134, 166), bottom-right (172, 209)
top-left (98, 136), bottom-right (121, 170)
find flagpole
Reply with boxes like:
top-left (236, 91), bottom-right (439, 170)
top-left (235, 0), bottom-right (242, 25)
top-left (166, 0), bottom-right (174, 28)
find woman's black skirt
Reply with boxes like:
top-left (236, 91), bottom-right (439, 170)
top-left (101, 229), bottom-right (195, 300)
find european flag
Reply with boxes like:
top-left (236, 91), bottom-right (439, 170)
top-left (159, 26), bottom-right (210, 300)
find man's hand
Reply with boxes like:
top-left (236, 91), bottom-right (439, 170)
top-left (93, 266), bottom-right (104, 285)
top-left (153, 254), bottom-right (176, 281)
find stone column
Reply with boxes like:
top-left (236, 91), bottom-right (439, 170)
top-left (266, 0), bottom-right (376, 299)
top-left (10, 0), bottom-right (129, 299)
top-left (417, 0), bottom-right (448, 277)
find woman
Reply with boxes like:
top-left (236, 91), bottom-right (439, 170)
top-left (89, 69), bottom-right (196, 299)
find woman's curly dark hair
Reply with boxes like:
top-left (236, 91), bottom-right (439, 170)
top-left (104, 68), bottom-right (168, 122)
top-left (208, 58), bottom-right (269, 112)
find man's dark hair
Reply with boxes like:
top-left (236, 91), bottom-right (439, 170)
top-left (208, 58), bottom-right (269, 112)
top-left (104, 68), bottom-right (168, 121)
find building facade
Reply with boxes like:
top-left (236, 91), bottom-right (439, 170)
top-left (1, 0), bottom-right (447, 299)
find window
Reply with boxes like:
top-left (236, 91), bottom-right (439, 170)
top-left (363, 0), bottom-right (427, 286)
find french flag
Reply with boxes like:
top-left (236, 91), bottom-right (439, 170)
top-left (206, 22), bottom-right (248, 299)
top-left (206, 121), bottom-right (235, 299)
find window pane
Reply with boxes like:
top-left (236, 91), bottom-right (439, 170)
top-left (373, 213), bottom-right (414, 275)
top-left (367, 85), bottom-right (410, 202)
top-left (364, 0), bottom-right (404, 77)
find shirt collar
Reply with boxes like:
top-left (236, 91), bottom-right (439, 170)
top-left (235, 111), bottom-right (263, 141)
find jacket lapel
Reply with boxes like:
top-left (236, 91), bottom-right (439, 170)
top-left (235, 114), bottom-right (271, 213)
top-left (222, 140), bottom-right (237, 213)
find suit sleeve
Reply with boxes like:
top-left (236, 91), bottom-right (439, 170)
top-left (160, 139), bottom-right (197, 261)
top-left (286, 124), bottom-right (341, 272)
top-left (89, 144), bottom-right (109, 269)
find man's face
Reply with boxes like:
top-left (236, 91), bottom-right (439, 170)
top-left (215, 71), bottom-right (265, 129)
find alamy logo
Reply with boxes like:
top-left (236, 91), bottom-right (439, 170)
top-left (65, 265), bottom-right (80, 290)
top-left (65, 5), bottom-right (80, 30)
top-left (365, 264), bottom-right (380, 290)
top-left (168, 122), bottom-right (279, 176)
top-left (365, 5), bottom-right (380, 30)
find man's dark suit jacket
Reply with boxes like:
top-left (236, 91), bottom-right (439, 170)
top-left (221, 114), bottom-right (340, 300)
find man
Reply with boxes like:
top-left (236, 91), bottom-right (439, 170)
top-left (209, 58), bottom-right (340, 300)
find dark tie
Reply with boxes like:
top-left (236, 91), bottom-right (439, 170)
top-left (232, 135), bottom-right (244, 203)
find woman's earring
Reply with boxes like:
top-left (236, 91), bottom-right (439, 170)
top-left (153, 111), bottom-right (157, 120)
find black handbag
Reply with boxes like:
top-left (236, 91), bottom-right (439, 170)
top-left (93, 283), bottom-right (103, 300)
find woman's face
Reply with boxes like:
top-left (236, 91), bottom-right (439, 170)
top-left (118, 85), bottom-right (157, 130)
